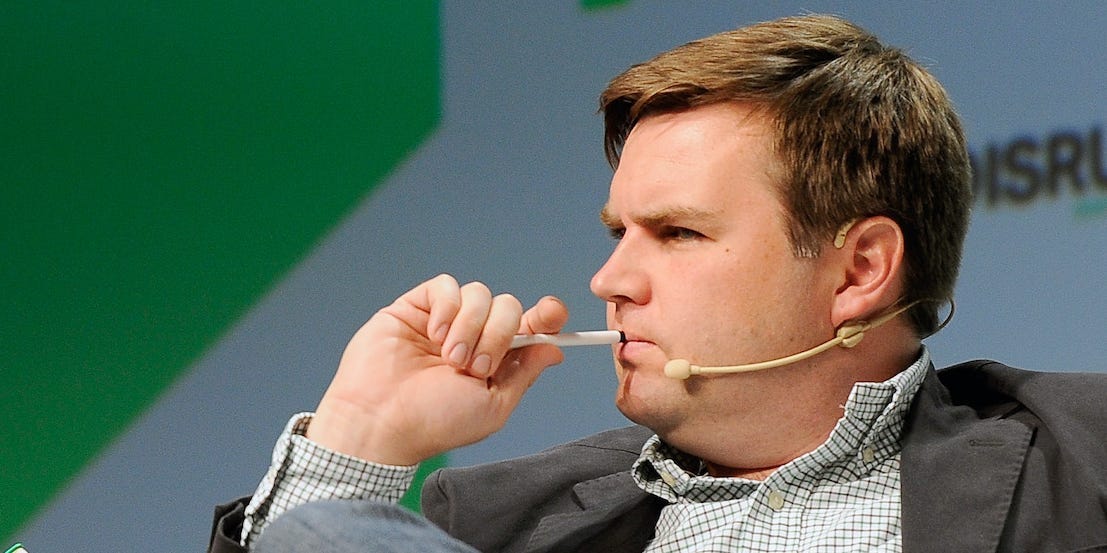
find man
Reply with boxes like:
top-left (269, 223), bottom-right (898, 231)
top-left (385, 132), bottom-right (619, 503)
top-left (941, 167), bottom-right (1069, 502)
top-left (209, 15), bottom-right (1107, 553)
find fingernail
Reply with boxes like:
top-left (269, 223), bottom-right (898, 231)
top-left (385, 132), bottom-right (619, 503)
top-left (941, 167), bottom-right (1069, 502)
top-left (448, 342), bottom-right (468, 366)
top-left (470, 354), bottom-right (491, 378)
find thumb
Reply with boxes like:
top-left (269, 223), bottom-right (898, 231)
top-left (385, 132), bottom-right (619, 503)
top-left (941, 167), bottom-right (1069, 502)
top-left (490, 296), bottom-right (570, 391)
top-left (518, 295), bottom-right (570, 335)
top-left (517, 295), bottom-right (569, 372)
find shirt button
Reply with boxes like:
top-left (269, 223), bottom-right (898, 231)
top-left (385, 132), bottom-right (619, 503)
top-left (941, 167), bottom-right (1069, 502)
top-left (862, 447), bottom-right (876, 463)
top-left (659, 470), bottom-right (678, 487)
top-left (767, 489), bottom-right (785, 511)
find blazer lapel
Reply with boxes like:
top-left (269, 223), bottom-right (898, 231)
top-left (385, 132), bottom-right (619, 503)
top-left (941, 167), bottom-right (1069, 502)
top-left (900, 368), bottom-right (1033, 553)
top-left (524, 470), bottom-right (663, 553)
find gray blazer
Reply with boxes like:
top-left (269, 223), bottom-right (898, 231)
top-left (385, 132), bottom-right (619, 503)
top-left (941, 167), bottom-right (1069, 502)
top-left (421, 361), bottom-right (1107, 553)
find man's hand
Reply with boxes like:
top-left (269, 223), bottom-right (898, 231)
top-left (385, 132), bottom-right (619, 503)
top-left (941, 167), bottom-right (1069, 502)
top-left (307, 274), bottom-right (569, 465)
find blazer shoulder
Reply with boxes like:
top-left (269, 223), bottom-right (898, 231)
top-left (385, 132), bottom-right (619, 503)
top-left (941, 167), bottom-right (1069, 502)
top-left (938, 360), bottom-right (1107, 410)
top-left (545, 425), bottom-right (656, 455)
top-left (905, 361), bottom-right (1107, 551)
top-left (935, 360), bottom-right (1107, 440)
top-left (429, 425), bottom-right (652, 488)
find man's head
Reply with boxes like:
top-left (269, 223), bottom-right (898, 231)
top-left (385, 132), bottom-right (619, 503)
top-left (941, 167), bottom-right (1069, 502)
top-left (591, 15), bottom-right (973, 469)
top-left (599, 15), bottom-right (972, 335)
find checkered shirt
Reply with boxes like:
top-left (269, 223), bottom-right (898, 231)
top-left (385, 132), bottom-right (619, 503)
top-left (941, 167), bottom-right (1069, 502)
top-left (634, 349), bottom-right (930, 552)
top-left (240, 414), bottom-right (417, 546)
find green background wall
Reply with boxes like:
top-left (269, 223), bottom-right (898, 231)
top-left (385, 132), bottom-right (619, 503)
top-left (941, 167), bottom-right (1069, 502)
top-left (1, 1), bottom-right (440, 538)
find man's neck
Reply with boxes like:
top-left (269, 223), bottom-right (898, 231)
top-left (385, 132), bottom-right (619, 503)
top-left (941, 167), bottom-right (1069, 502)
top-left (663, 339), bottom-right (924, 478)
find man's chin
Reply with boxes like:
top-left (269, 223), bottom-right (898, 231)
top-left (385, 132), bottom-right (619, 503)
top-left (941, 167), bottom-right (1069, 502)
top-left (614, 389), bottom-right (679, 436)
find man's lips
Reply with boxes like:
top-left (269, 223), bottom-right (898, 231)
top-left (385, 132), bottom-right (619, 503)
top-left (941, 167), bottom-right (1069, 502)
top-left (615, 332), bottom-right (657, 363)
top-left (616, 330), bottom-right (649, 343)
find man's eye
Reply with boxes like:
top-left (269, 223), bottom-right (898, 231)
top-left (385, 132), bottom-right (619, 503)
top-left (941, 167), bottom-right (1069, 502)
top-left (662, 226), bottom-right (703, 241)
top-left (608, 227), bottom-right (626, 240)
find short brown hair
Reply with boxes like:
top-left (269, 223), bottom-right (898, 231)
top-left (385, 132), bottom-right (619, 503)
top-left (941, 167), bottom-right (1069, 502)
top-left (599, 14), bottom-right (971, 335)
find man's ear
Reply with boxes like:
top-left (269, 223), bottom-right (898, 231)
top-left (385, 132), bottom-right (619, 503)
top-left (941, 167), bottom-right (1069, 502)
top-left (829, 216), bottom-right (905, 327)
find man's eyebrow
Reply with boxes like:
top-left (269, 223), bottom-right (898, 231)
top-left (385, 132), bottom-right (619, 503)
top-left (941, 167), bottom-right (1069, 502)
top-left (598, 204), bottom-right (724, 228)
top-left (599, 204), bottom-right (621, 228)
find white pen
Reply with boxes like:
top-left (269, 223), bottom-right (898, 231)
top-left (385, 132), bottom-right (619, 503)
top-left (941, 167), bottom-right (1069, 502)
top-left (509, 330), bottom-right (626, 349)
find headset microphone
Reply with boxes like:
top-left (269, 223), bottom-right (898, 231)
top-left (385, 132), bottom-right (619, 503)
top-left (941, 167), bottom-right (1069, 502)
top-left (663, 301), bottom-right (921, 380)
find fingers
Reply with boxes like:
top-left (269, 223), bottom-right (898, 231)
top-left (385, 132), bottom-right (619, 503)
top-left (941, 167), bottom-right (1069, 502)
top-left (468, 294), bottom-right (523, 378)
top-left (440, 281), bottom-right (494, 368)
top-left (441, 286), bottom-right (522, 378)
top-left (423, 274), bottom-right (463, 344)
top-left (404, 275), bottom-right (568, 380)
top-left (420, 277), bottom-right (522, 379)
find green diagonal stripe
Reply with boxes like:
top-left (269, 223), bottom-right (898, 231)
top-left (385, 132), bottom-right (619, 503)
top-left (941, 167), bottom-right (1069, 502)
top-left (1, 1), bottom-right (440, 537)
top-left (580, 0), bottom-right (633, 10)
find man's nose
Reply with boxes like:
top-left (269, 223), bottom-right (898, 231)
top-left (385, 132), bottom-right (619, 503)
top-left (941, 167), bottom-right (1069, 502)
top-left (590, 236), bottom-right (647, 305)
